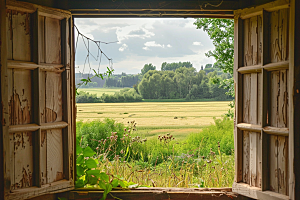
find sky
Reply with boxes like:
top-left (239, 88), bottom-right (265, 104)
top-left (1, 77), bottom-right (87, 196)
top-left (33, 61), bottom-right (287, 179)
top-left (74, 18), bottom-right (216, 74)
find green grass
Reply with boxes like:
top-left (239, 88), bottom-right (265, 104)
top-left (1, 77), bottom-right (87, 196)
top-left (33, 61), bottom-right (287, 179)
top-left (77, 87), bottom-right (127, 97)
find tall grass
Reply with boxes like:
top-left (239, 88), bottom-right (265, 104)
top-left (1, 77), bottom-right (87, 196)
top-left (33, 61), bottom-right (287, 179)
top-left (76, 117), bottom-right (234, 188)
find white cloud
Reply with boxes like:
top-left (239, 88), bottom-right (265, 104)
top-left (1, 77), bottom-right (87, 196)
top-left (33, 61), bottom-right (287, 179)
top-left (144, 41), bottom-right (164, 47)
top-left (193, 41), bottom-right (203, 46)
top-left (143, 47), bottom-right (150, 51)
top-left (167, 44), bottom-right (172, 48)
top-left (119, 44), bottom-right (128, 52)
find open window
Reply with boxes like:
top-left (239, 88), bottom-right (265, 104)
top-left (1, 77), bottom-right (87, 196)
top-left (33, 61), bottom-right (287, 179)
top-left (0, 1), bottom-right (75, 199)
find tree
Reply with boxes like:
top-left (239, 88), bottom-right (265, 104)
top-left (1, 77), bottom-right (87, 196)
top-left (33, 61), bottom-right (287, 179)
top-left (194, 19), bottom-right (234, 97)
top-left (141, 63), bottom-right (156, 75)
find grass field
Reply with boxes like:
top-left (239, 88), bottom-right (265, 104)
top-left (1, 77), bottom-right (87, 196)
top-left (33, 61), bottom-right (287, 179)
top-left (76, 101), bottom-right (231, 140)
top-left (77, 87), bottom-right (126, 97)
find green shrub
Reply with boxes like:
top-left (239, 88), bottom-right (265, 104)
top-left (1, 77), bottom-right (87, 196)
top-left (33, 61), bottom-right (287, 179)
top-left (181, 116), bottom-right (234, 156)
top-left (77, 118), bottom-right (125, 154)
top-left (76, 91), bottom-right (102, 103)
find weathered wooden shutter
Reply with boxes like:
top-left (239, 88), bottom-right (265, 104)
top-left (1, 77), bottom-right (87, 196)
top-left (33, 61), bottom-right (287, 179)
top-left (0, 1), bottom-right (75, 199)
top-left (233, 0), bottom-right (293, 199)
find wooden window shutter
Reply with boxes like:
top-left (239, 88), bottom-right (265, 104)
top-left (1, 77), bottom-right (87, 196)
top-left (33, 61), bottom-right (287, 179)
top-left (232, 0), bottom-right (292, 199)
top-left (0, 1), bottom-right (75, 199)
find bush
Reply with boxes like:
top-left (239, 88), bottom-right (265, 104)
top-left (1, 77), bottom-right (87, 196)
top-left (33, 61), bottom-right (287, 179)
top-left (100, 88), bottom-right (142, 103)
top-left (181, 116), bottom-right (234, 156)
top-left (77, 118), bottom-right (125, 153)
top-left (76, 91), bottom-right (102, 103)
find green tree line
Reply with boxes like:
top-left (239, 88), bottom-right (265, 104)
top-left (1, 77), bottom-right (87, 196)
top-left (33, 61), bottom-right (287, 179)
top-left (138, 66), bottom-right (232, 101)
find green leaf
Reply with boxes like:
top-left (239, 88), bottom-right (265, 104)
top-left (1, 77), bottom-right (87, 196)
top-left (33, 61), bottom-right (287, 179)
top-left (83, 146), bottom-right (96, 157)
top-left (88, 175), bottom-right (98, 185)
top-left (81, 78), bottom-right (87, 82)
top-left (75, 179), bottom-right (85, 188)
top-left (77, 166), bottom-right (85, 177)
top-left (119, 180), bottom-right (125, 188)
top-left (76, 144), bottom-right (83, 155)
top-left (85, 158), bottom-right (97, 169)
top-left (111, 179), bottom-right (119, 188)
top-left (86, 169), bottom-right (101, 177)
top-left (106, 183), bottom-right (113, 193)
top-left (77, 155), bottom-right (84, 165)
top-left (99, 172), bottom-right (109, 182)
top-left (98, 180), bottom-right (106, 189)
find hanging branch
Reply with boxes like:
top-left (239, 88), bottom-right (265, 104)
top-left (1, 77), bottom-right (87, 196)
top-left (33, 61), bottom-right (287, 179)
top-left (74, 25), bottom-right (118, 91)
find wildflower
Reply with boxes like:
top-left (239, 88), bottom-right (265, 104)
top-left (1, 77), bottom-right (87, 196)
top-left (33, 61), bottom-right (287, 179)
top-left (96, 147), bottom-right (99, 150)
top-left (120, 149), bottom-right (124, 154)
top-left (124, 128), bottom-right (127, 131)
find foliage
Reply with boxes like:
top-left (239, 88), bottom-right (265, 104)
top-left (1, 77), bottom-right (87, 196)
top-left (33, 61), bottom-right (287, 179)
top-left (138, 67), bottom-right (232, 100)
top-left (77, 68), bottom-right (114, 94)
top-left (141, 63), bottom-right (156, 75)
top-left (76, 138), bottom-right (138, 200)
top-left (76, 116), bottom-right (234, 188)
top-left (161, 61), bottom-right (193, 71)
top-left (100, 88), bottom-right (142, 103)
top-left (104, 74), bottom-right (140, 88)
top-left (76, 88), bottom-right (142, 103)
top-left (76, 91), bottom-right (103, 103)
top-left (194, 18), bottom-right (235, 118)
top-left (182, 116), bottom-right (234, 156)
top-left (77, 118), bottom-right (126, 154)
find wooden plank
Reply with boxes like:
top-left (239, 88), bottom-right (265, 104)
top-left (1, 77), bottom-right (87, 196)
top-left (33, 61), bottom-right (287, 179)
top-left (6, 10), bottom-right (12, 60)
top-left (279, 9), bottom-right (289, 61)
top-left (13, 132), bottom-right (33, 189)
top-left (278, 70), bottom-right (287, 128)
top-left (32, 68), bottom-right (40, 125)
top-left (1, 0), bottom-right (11, 196)
top-left (264, 127), bottom-right (289, 136)
top-left (12, 10), bottom-right (31, 61)
top-left (257, 15), bottom-right (262, 65)
top-left (263, 61), bottom-right (289, 71)
top-left (32, 129), bottom-right (40, 187)
top-left (270, 10), bottom-right (280, 63)
top-left (243, 131), bottom-right (250, 184)
top-left (45, 17), bottom-right (61, 64)
top-left (234, 17), bottom-right (243, 183)
top-left (7, 60), bottom-right (64, 72)
top-left (250, 16), bottom-right (258, 65)
top-left (61, 18), bottom-right (70, 180)
top-left (278, 136), bottom-right (288, 195)
top-left (290, 1), bottom-right (297, 199)
top-left (238, 64), bottom-right (262, 74)
top-left (270, 135), bottom-right (278, 192)
top-left (31, 10), bottom-right (38, 64)
top-left (257, 73), bottom-right (262, 126)
top-left (8, 122), bottom-right (68, 133)
top-left (8, 69), bottom-right (13, 125)
top-left (270, 71), bottom-right (280, 127)
top-left (9, 180), bottom-right (73, 200)
top-left (47, 129), bottom-right (63, 183)
top-left (38, 15), bottom-right (45, 63)
top-left (12, 69), bottom-right (32, 125)
top-left (249, 131), bottom-right (258, 187)
top-left (40, 71), bottom-right (46, 123)
top-left (236, 123), bottom-right (262, 132)
top-left (40, 130), bottom-right (47, 185)
top-left (262, 10), bottom-right (270, 66)
top-left (244, 18), bottom-right (252, 66)
top-left (250, 73), bottom-right (257, 124)
top-left (45, 72), bottom-right (62, 123)
top-left (232, 182), bottom-right (289, 200)
top-left (243, 74), bottom-right (251, 123)
top-left (257, 132), bottom-right (262, 188)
